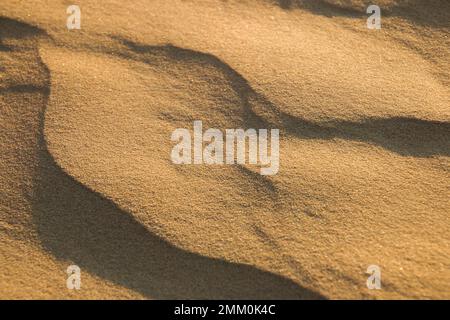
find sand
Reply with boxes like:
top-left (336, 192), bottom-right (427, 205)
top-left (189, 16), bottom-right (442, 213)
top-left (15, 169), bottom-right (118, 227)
top-left (0, 0), bottom-right (449, 299)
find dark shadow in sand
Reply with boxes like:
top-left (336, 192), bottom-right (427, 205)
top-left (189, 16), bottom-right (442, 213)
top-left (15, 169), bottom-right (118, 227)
top-left (273, 0), bottom-right (364, 18)
top-left (279, 113), bottom-right (450, 157)
top-left (1, 16), bottom-right (324, 299)
top-left (0, 84), bottom-right (47, 93)
top-left (270, 0), bottom-right (450, 28)
top-left (4, 14), bottom-right (447, 299)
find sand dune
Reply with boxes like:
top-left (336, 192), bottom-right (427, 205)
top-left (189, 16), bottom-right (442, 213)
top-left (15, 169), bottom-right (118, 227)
top-left (0, 0), bottom-right (449, 299)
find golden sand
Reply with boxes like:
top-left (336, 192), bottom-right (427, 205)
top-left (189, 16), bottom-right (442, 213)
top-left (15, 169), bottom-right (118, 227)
top-left (0, 0), bottom-right (449, 299)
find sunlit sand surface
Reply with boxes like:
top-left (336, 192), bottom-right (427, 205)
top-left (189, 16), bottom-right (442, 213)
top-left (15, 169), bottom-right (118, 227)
top-left (0, 0), bottom-right (449, 299)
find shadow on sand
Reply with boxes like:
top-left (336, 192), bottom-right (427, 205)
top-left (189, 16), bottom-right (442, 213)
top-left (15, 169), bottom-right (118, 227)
top-left (1, 16), bottom-right (324, 299)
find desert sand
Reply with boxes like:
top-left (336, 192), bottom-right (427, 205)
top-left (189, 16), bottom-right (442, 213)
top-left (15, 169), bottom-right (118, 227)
top-left (0, 0), bottom-right (449, 299)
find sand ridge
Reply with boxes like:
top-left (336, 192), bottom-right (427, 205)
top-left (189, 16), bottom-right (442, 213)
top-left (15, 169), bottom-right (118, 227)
top-left (0, 0), bottom-right (449, 299)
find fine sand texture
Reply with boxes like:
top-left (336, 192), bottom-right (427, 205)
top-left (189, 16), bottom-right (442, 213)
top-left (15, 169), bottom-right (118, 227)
top-left (0, 0), bottom-right (449, 299)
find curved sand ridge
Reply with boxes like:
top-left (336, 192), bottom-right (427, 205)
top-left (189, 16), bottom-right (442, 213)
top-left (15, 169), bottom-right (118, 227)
top-left (43, 26), bottom-right (449, 300)
top-left (1, 0), bottom-right (449, 299)
top-left (0, 17), bottom-right (321, 299)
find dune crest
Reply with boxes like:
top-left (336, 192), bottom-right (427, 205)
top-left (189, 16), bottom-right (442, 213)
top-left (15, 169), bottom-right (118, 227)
top-left (42, 34), bottom-right (449, 298)
top-left (0, 0), bottom-right (449, 299)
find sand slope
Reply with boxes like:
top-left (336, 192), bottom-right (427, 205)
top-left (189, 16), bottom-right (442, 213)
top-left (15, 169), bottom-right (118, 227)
top-left (1, 0), bottom-right (449, 299)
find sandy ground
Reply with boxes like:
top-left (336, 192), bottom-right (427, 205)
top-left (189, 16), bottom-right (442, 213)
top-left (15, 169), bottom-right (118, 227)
top-left (0, 0), bottom-right (449, 299)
